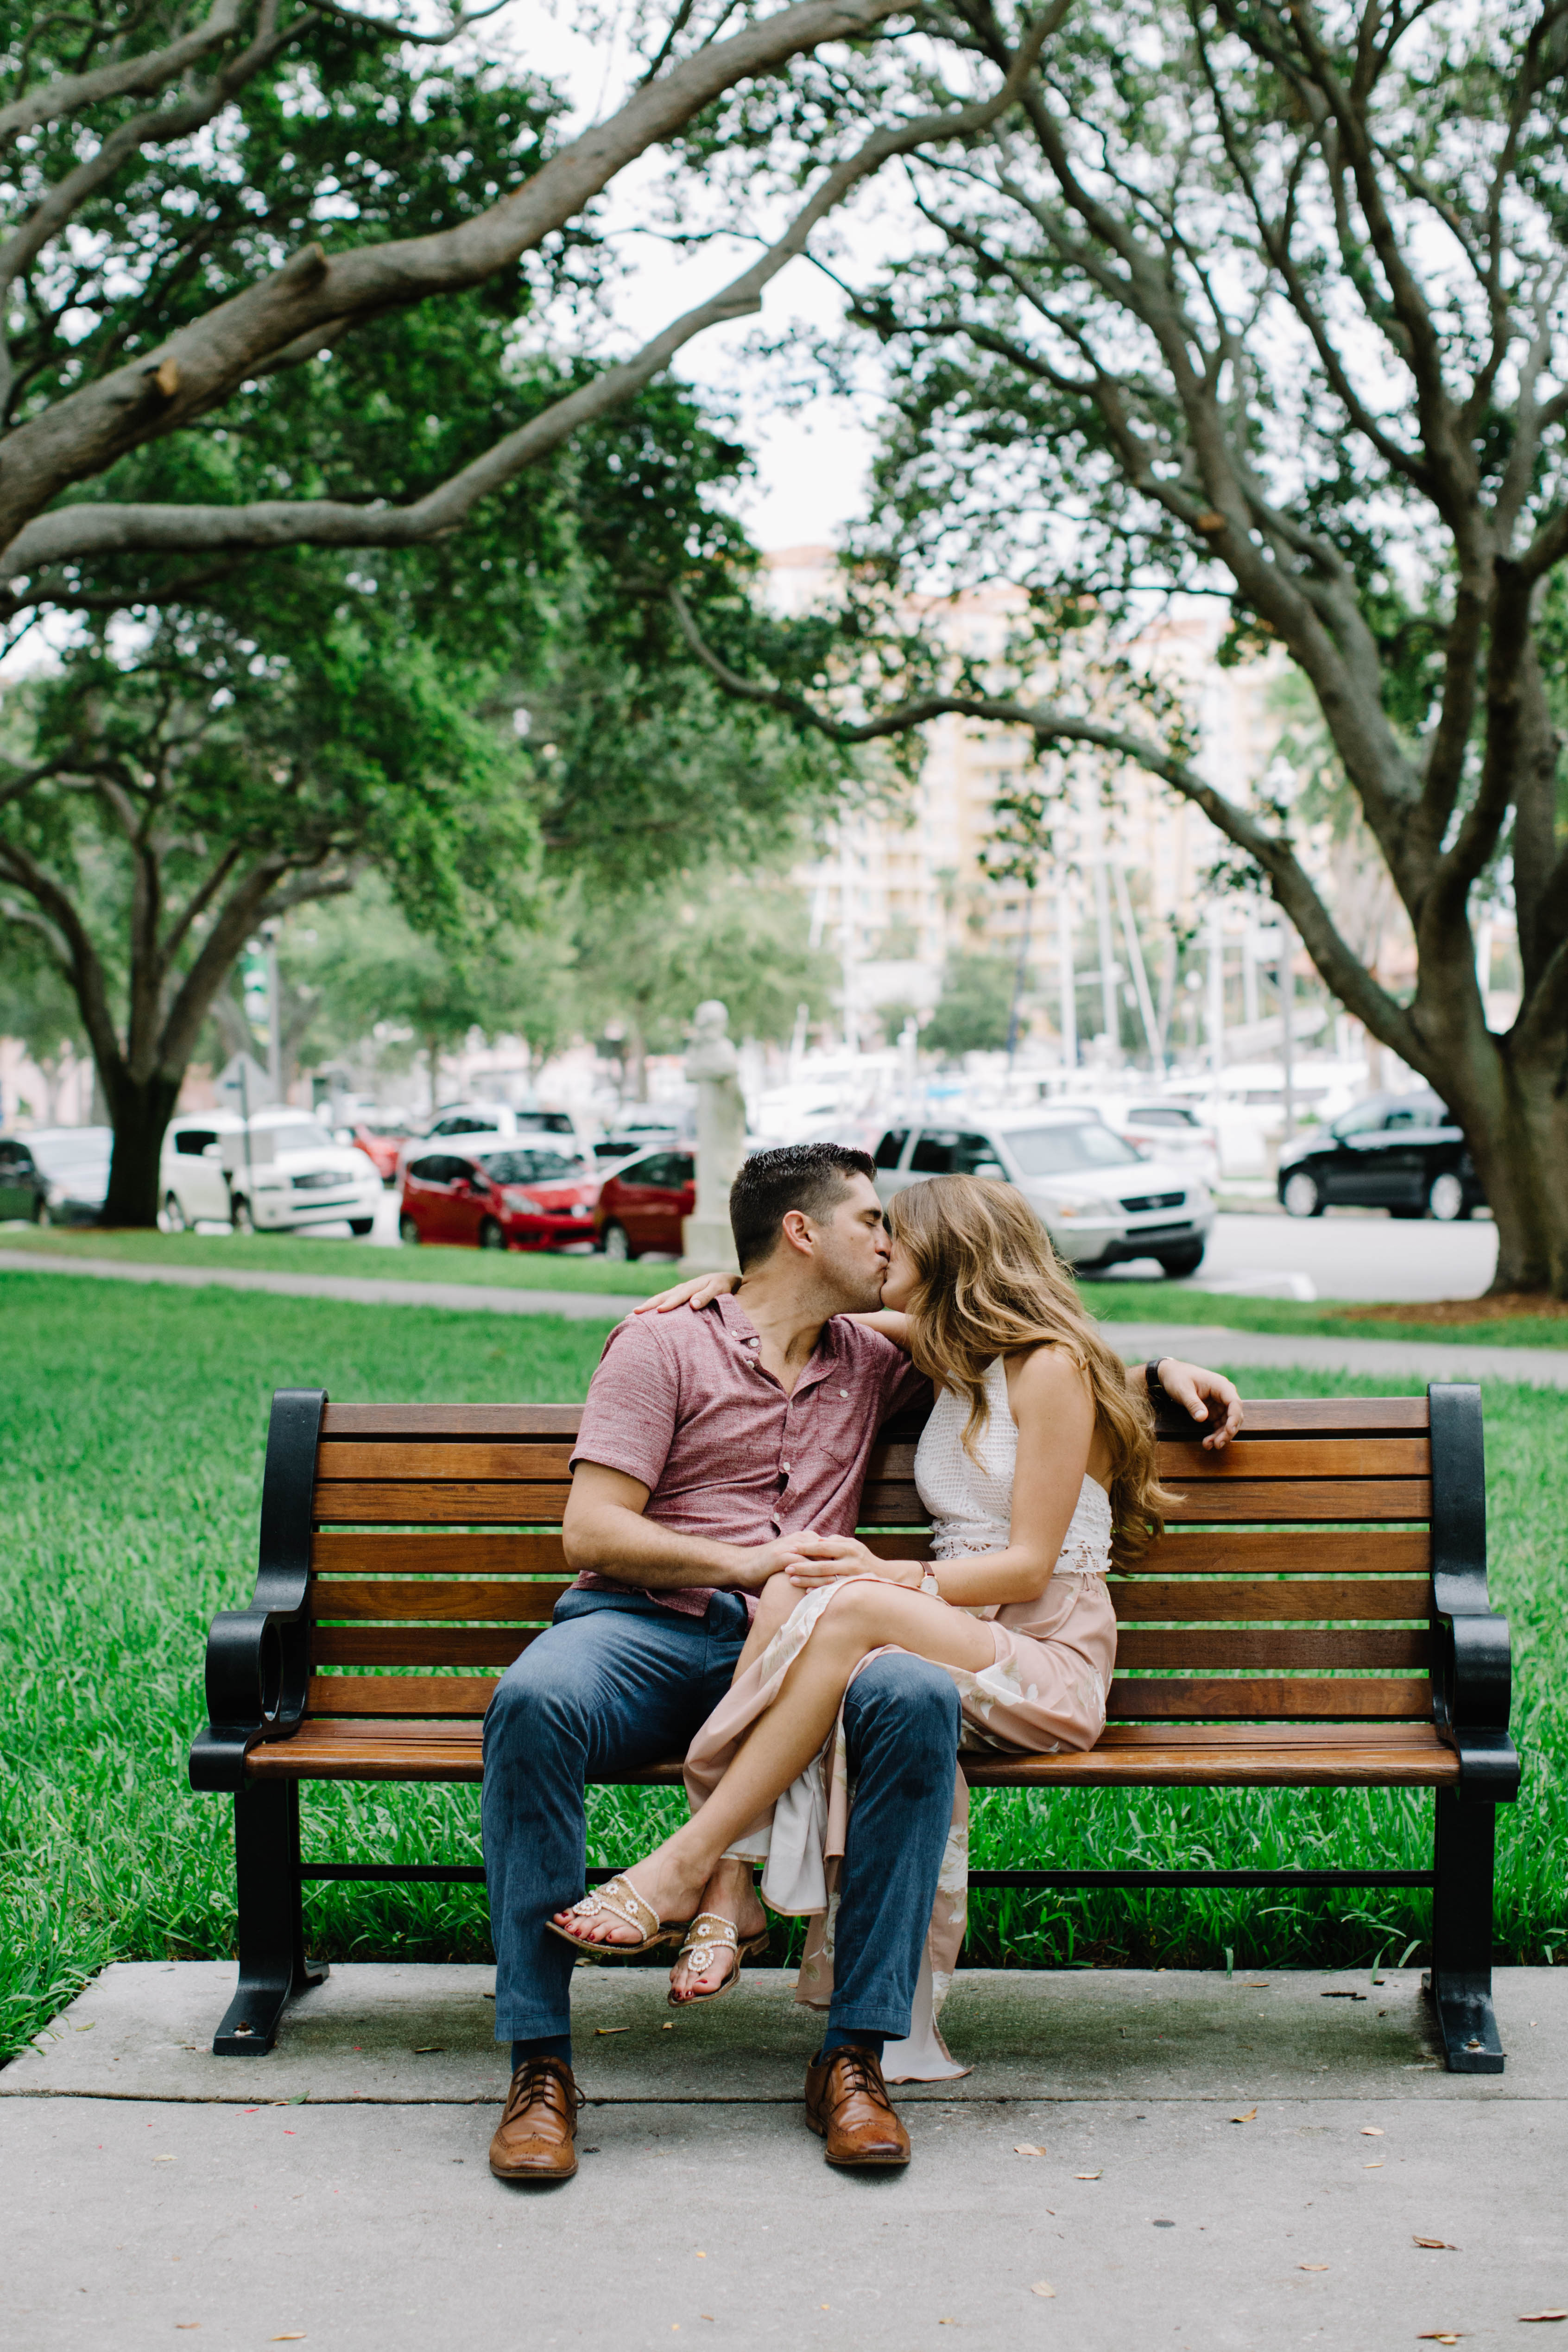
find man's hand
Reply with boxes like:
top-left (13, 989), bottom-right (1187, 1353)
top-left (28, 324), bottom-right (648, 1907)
top-left (1155, 1358), bottom-right (1243, 1449)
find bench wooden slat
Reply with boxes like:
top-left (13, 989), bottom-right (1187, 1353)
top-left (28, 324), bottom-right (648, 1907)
top-left (1105, 1676), bottom-right (1430, 1720)
top-left (313, 1483), bottom-right (575, 1524)
top-left (314, 1396), bottom-right (1435, 1443)
top-left (309, 1674), bottom-right (497, 1715)
top-left (316, 1437), bottom-right (923, 1483)
top-left (310, 1531), bottom-right (573, 1575)
top-left (1161, 1479), bottom-right (1430, 1524)
top-left (312, 1578), bottom-right (574, 1623)
top-left (1112, 1577), bottom-right (1430, 1623)
top-left (322, 1403), bottom-right (585, 1437)
top-left (1158, 1397), bottom-right (1431, 1434)
top-left (1113, 1627), bottom-right (1430, 1671)
top-left (1156, 1437), bottom-right (1430, 1479)
top-left (314, 1626), bottom-right (537, 1669)
top-left (253, 1713), bottom-right (1459, 1787)
top-left (317, 1442), bottom-right (576, 1480)
top-left (1134, 1529), bottom-right (1431, 1575)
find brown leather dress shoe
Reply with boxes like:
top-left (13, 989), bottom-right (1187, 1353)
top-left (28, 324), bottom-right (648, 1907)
top-left (488, 2055), bottom-right (584, 2182)
top-left (803, 2046), bottom-right (911, 2168)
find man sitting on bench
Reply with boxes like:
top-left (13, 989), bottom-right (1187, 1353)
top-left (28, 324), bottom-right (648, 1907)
top-left (481, 1143), bottom-right (1242, 2182)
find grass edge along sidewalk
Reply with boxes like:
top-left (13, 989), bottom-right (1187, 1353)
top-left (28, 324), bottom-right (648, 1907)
top-left (1, 1270), bottom-right (1563, 2067)
top-left (5, 1219), bottom-right (1568, 1348)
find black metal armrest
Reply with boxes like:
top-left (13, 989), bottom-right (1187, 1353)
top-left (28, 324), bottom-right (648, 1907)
top-left (1427, 1382), bottom-right (1521, 1802)
top-left (188, 1388), bottom-right (326, 1795)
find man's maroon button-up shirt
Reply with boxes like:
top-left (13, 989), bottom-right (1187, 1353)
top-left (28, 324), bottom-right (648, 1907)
top-left (568, 1292), bottom-right (929, 1616)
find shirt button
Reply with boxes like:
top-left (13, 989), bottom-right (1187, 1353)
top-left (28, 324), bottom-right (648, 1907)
top-left (839, 1389), bottom-right (849, 1399)
top-left (782, 1462), bottom-right (790, 1474)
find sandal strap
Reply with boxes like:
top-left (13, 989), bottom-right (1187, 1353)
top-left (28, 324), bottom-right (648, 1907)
top-left (569, 1874), bottom-right (658, 1941)
top-left (678, 1912), bottom-right (741, 1959)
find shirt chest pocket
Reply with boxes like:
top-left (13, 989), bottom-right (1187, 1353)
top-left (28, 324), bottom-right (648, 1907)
top-left (808, 1387), bottom-right (866, 1466)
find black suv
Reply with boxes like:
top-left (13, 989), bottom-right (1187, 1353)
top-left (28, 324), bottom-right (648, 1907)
top-left (1276, 1091), bottom-right (1484, 1221)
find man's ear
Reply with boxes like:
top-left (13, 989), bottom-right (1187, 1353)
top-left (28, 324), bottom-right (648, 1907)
top-left (779, 1208), bottom-right (815, 1257)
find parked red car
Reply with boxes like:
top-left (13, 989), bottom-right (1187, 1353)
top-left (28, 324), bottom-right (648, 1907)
top-left (350, 1114), bottom-right (417, 1184)
top-left (399, 1143), bottom-right (599, 1251)
top-left (594, 1147), bottom-right (695, 1259)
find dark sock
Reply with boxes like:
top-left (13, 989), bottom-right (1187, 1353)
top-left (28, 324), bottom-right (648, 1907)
top-left (819, 2027), bottom-right (886, 2060)
top-left (512, 2035), bottom-right (573, 2072)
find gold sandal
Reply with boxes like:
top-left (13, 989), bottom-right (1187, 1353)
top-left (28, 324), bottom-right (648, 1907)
top-left (668, 1912), bottom-right (771, 2006)
top-left (545, 1874), bottom-right (686, 1962)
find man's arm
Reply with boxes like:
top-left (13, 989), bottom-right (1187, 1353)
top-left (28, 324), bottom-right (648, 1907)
top-left (1132, 1357), bottom-right (1243, 1449)
top-left (563, 1461), bottom-right (816, 1593)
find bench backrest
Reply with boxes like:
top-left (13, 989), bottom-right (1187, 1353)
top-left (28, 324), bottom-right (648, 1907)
top-left (299, 1393), bottom-right (1455, 1732)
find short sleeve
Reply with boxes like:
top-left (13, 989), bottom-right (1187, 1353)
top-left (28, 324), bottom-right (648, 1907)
top-left (569, 1316), bottom-right (681, 1491)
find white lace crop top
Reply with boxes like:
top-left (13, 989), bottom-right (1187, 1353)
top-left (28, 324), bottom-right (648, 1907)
top-left (912, 1354), bottom-right (1113, 1578)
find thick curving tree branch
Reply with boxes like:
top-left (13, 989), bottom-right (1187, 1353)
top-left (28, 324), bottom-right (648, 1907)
top-left (0, 0), bottom-right (910, 561)
top-left (1, 7), bottom-right (1063, 580)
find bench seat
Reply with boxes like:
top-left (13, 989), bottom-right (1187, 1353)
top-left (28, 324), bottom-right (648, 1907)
top-left (248, 1715), bottom-right (1463, 1788)
top-left (190, 1381), bottom-right (1517, 2071)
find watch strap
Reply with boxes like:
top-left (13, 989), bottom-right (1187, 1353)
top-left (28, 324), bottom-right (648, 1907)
top-left (1145, 1357), bottom-right (1165, 1397)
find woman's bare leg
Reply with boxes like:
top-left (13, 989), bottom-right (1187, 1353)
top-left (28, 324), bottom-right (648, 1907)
top-left (552, 1581), bottom-right (994, 1947)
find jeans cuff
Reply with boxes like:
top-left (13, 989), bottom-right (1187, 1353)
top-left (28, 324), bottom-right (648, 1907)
top-left (494, 2016), bottom-right (572, 2045)
top-left (826, 2010), bottom-right (910, 2039)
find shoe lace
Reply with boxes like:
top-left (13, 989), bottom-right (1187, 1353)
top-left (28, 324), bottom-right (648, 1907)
top-left (509, 2056), bottom-right (584, 2116)
top-left (830, 2049), bottom-right (888, 2105)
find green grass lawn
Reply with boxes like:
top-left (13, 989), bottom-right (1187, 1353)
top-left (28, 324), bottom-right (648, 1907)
top-left (2, 1267), bottom-right (1563, 2063)
top-left (7, 1218), bottom-right (1568, 1343)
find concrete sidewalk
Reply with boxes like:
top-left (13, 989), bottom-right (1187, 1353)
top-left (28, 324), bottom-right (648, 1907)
top-left (6, 1963), bottom-right (1565, 2350)
top-left (7, 1246), bottom-right (1568, 1384)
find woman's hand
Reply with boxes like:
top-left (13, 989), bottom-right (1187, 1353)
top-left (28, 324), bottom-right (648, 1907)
top-left (778, 1532), bottom-right (925, 1590)
top-left (632, 1271), bottom-right (740, 1315)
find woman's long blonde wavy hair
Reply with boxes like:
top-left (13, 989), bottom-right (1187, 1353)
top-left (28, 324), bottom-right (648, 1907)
top-left (885, 1174), bottom-right (1178, 1571)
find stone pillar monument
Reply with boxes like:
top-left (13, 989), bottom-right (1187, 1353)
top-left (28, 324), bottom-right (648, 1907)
top-left (679, 999), bottom-right (746, 1275)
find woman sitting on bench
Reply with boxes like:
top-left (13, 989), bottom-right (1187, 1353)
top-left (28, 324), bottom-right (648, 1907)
top-left (549, 1174), bottom-right (1176, 2066)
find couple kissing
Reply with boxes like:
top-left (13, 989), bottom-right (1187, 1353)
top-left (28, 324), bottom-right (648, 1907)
top-left (481, 1142), bottom-right (1241, 2181)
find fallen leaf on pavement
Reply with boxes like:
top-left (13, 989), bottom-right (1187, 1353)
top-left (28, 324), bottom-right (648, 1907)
top-left (1322, 1990), bottom-right (1367, 2000)
top-left (1014, 2143), bottom-right (1047, 2156)
top-left (1416, 2335), bottom-right (1461, 2344)
top-left (1232, 2108), bottom-right (1258, 2124)
top-left (269, 2338), bottom-right (307, 2343)
top-left (1243, 1980), bottom-right (1270, 1988)
top-left (1030, 2283), bottom-right (1056, 2298)
top-left (1365, 2162), bottom-right (1385, 2170)
top-left (1299, 2264), bottom-right (1329, 2272)
top-left (412, 2046), bottom-right (444, 2055)
top-left (1075, 2170), bottom-right (1103, 2181)
top-left (152, 2155), bottom-right (175, 2163)
top-left (1518, 2315), bottom-right (1568, 2324)
top-left (595, 2026), bottom-right (630, 2036)
top-left (1413, 2237), bottom-right (1458, 2251)
top-left (1361, 2126), bottom-right (1385, 2137)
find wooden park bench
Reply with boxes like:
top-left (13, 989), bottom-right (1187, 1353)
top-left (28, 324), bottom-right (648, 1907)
top-left (190, 1382), bottom-right (1519, 2072)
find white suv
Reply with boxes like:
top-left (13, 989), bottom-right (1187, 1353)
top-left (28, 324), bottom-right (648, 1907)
top-left (162, 1109), bottom-right (382, 1234)
top-left (872, 1113), bottom-right (1213, 1278)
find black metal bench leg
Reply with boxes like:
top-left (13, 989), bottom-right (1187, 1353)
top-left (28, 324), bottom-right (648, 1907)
top-left (1427, 1787), bottom-right (1504, 2074)
top-left (212, 1780), bottom-right (328, 2056)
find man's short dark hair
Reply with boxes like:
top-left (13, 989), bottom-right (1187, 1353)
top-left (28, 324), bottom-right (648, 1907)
top-left (729, 1142), bottom-right (877, 1271)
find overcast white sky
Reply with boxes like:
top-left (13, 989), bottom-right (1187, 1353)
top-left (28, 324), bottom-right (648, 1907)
top-left (517, 2), bottom-right (889, 550)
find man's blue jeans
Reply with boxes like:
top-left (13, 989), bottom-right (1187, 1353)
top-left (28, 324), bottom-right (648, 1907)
top-left (481, 1587), bottom-right (961, 2046)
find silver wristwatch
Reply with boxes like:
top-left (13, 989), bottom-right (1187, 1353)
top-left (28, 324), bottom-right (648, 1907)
top-left (920, 1568), bottom-right (941, 1598)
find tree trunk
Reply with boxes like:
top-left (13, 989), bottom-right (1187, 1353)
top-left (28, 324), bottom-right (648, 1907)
top-left (624, 1025), bottom-right (648, 1106)
top-left (99, 1065), bottom-right (183, 1227)
top-left (1416, 1018), bottom-right (1568, 1295)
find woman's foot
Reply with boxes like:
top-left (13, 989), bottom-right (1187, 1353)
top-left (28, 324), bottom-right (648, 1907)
top-left (550, 1846), bottom-right (710, 1951)
top-left (668, 1858), bottom-right (769, 2002)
